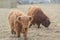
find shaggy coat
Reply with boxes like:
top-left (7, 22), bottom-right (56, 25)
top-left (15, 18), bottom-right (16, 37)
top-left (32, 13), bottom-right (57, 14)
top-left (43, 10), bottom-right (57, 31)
top-left (8, 9), bottom-right (33, 40)
top-left (27, 6), bottom-right (51, 28)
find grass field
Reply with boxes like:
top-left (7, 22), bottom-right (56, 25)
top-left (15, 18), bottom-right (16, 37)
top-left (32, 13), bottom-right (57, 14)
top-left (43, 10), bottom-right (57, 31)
top-left (0, 4), bottom-right (60, 40)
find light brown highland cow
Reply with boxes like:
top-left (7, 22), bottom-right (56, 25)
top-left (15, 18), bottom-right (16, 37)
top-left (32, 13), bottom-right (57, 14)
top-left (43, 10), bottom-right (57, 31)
top-left (8, 9), bottom-right (33, 40)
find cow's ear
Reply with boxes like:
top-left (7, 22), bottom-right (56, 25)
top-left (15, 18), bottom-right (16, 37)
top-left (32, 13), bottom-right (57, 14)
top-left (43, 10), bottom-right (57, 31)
top-left (29, 16), bottom-right (33, 21)
top-left (17, 16), bottom-right (21, 21)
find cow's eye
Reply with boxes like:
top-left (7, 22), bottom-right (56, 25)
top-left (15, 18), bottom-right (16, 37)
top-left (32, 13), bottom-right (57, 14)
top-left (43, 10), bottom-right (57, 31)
top-left (25, 28), bottom-right (27, 31)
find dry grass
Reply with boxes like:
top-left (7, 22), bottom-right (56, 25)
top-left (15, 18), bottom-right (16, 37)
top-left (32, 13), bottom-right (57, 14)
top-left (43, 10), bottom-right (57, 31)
top-left (0, 4), bottom-right (60, 40)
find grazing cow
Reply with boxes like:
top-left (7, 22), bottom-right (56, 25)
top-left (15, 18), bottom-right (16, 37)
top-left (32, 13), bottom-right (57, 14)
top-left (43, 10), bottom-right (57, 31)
top-left (27, 6), bottom-right (51, 28)
top-left (8, 9), bottom-right (33, 40)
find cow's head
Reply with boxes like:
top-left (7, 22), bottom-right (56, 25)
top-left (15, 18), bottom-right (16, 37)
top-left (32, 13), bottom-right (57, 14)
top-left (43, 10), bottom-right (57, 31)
top-left (17, 15), bottom-right (33, 32)
top-left (42, 19), bottom-right (51, 28)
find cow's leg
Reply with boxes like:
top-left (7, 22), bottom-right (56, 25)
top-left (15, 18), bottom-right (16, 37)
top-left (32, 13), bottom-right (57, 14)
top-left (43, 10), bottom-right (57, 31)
top-left (23, 28), bottom-right (28, 40)
top-left (13, 30), bottom-right (16, 34)
top-left (10, 23), bottom-right (16, 34)
top-left (10, 27), bottom-right (16, 34)
top-left (14, 25), bottom-right (20, 37)
top-left (9, 22), bottom-right (15, 34)
top-left (11, 26), bottom-right (16, 34)
top-left (37, 24), bottom-right (41, 28)
top-left (29, 24), bottom-right (32, 28)
top-left (23, 32), bottom-right (27, 40)
top-left (11, 28), bottom-right (14, 34)
top-left (16, 30), bottom-right (20, 38)
top-left (24, 33), bottom-right (27, 40)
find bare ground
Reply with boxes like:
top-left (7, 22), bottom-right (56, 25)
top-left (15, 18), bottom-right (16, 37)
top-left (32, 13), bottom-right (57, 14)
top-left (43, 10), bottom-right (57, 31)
top-left (0, 4), bottom-right (60, 40)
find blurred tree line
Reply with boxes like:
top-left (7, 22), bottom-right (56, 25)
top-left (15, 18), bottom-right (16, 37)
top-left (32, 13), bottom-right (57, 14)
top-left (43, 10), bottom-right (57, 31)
top-left (18, 0), bottom-right (60, 4)
top-left (0, 0), bottom-right (60, 8)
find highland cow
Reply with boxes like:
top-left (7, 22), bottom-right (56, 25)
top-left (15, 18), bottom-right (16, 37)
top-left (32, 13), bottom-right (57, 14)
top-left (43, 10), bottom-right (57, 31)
top-left (27, 6), bottom-right (51, 28)
top-left (8, 9), bottom-right (33, 40)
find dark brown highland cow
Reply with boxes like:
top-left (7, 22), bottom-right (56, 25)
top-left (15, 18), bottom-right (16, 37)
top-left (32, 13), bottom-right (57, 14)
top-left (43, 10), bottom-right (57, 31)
top-left (8, 9), bottom-right (33, 40)
top-left (27, 6), bottom-right (51, 28)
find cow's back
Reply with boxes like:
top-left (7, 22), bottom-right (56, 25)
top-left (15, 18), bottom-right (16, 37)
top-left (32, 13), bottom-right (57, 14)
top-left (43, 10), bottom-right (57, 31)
top-left (8, 9), bottom-right (23, 26)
